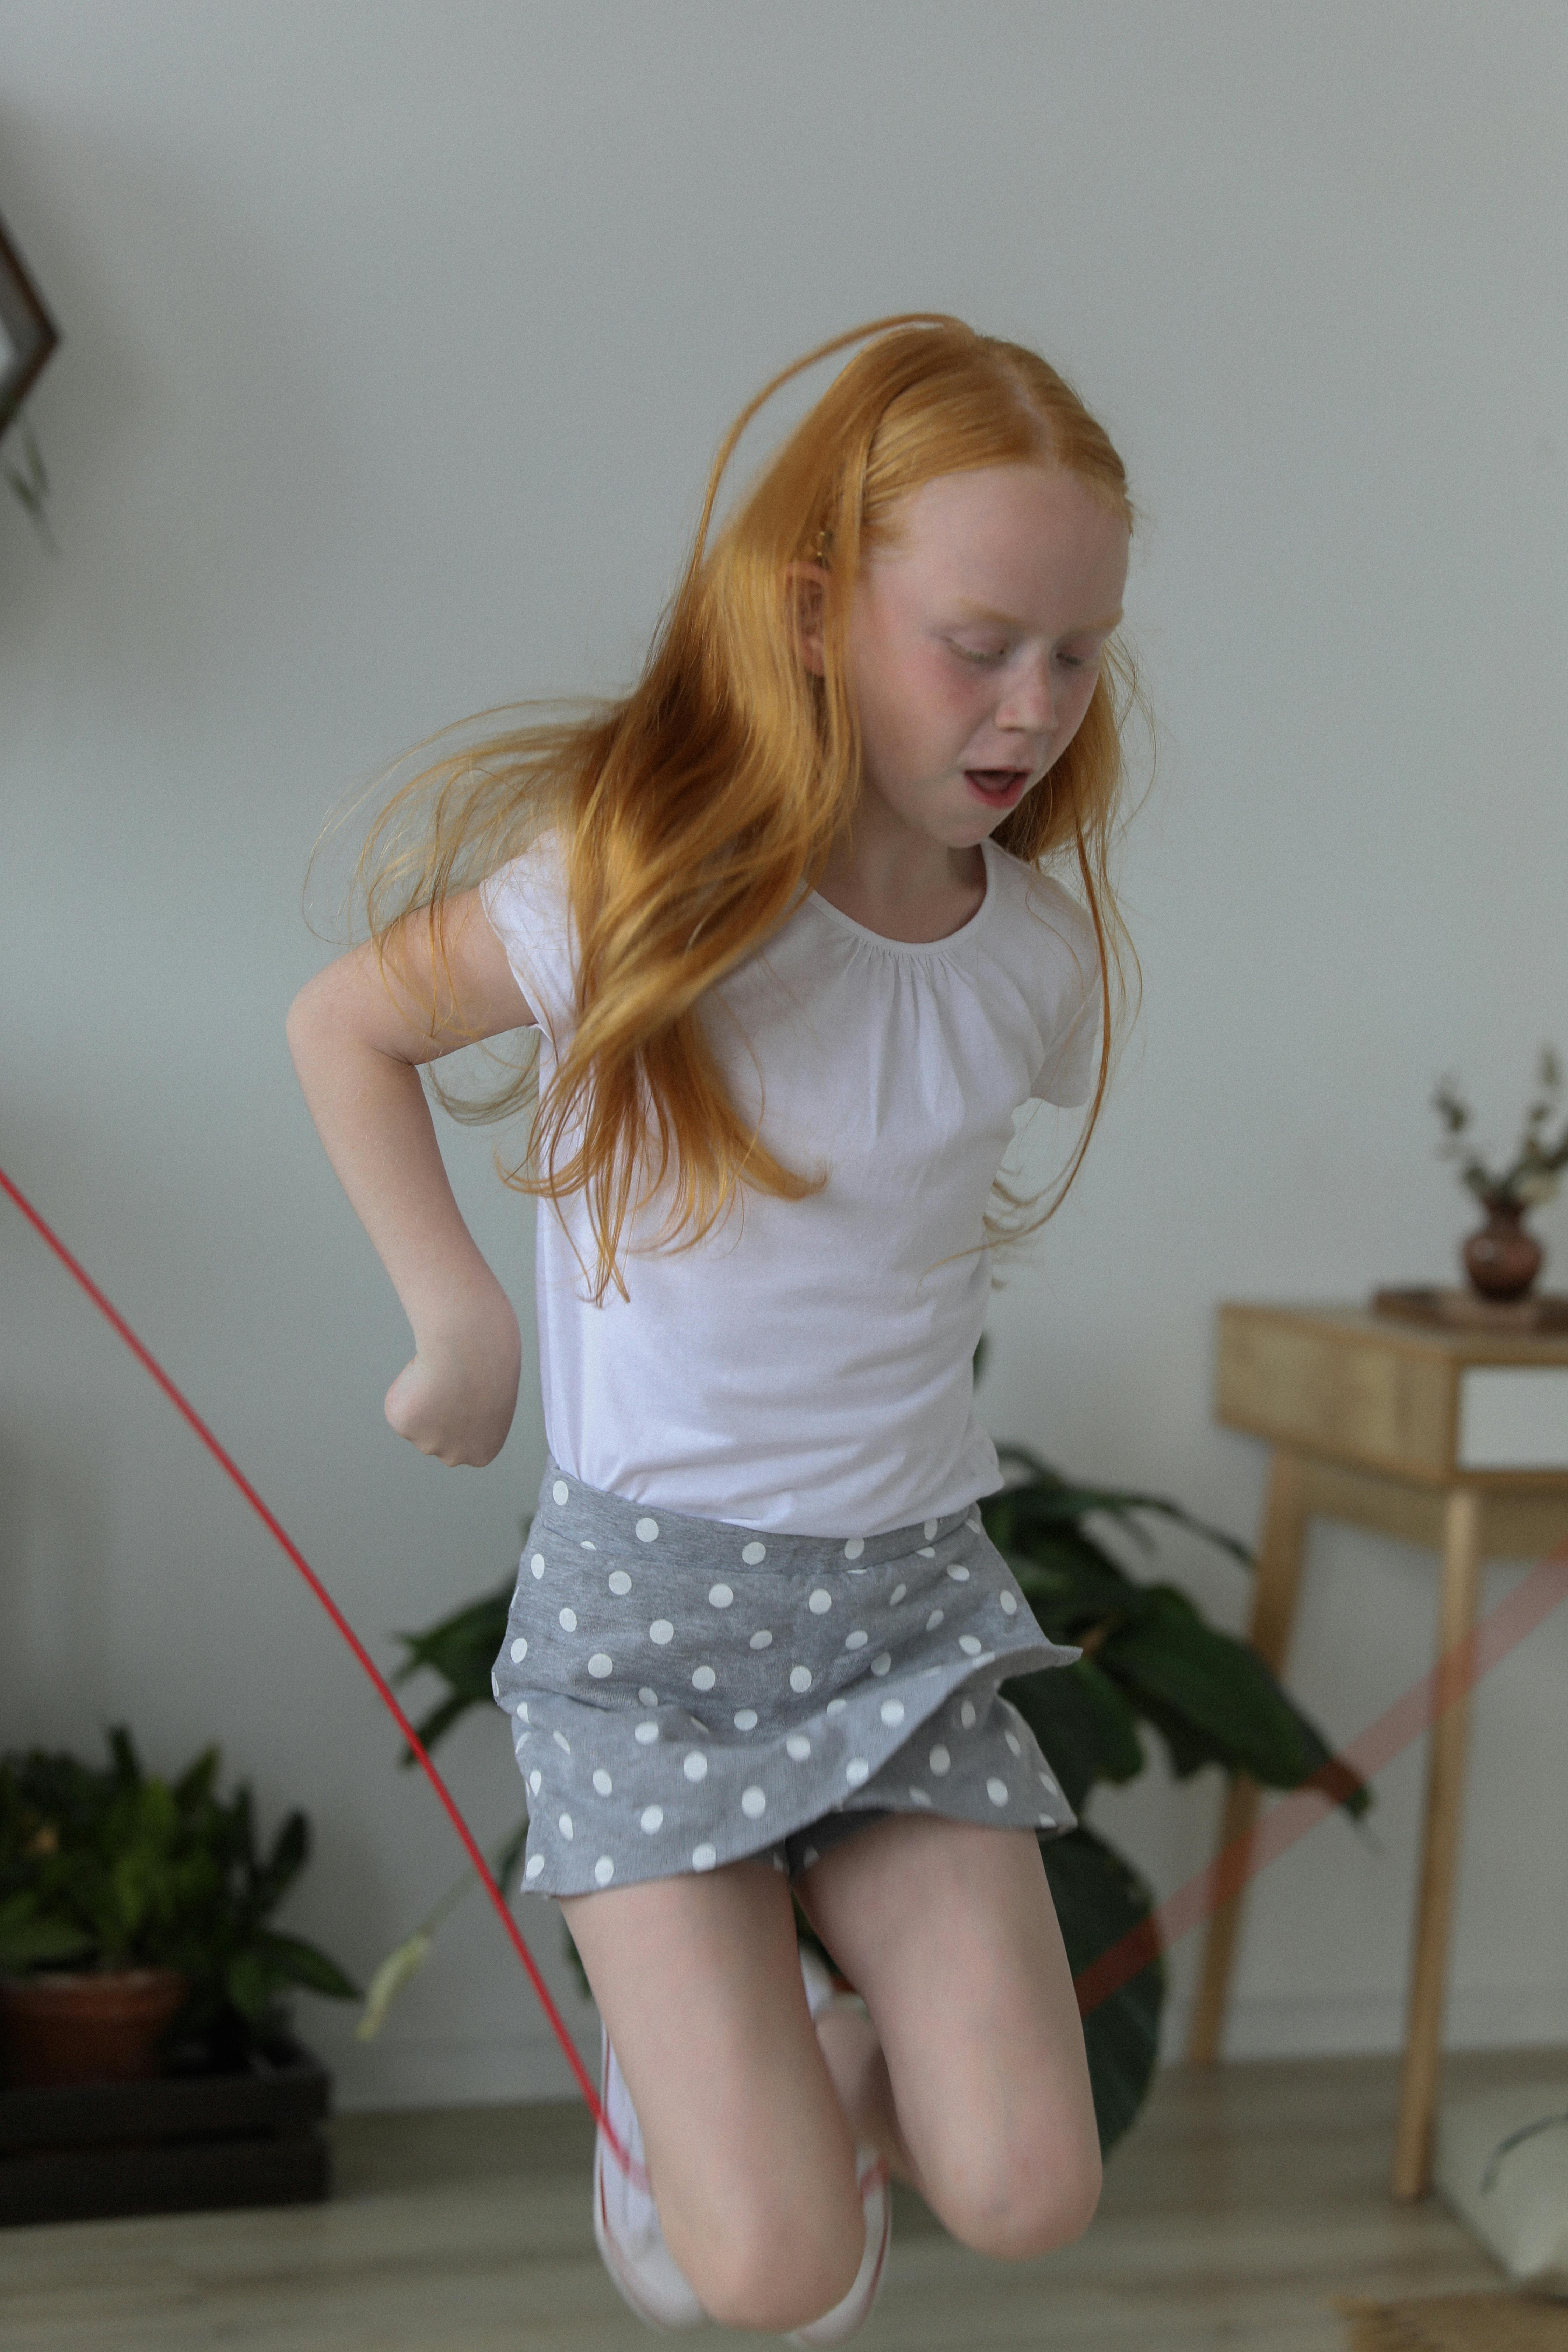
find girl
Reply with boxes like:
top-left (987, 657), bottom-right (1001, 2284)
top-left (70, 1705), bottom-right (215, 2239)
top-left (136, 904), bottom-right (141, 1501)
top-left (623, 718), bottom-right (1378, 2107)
top-left (288, 313), bottom-right (1137, 2340)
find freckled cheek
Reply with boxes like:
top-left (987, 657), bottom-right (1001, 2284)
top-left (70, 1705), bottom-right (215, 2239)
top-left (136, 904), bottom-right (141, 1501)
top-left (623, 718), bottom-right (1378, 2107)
top-left (1046, 673), bottom-right (1098, 750)
top-left (862, 657), bottom-right (970, 752)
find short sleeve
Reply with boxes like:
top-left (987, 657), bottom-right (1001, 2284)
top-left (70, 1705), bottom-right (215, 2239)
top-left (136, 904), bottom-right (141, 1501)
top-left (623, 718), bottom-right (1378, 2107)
top-left (1025, 879), bottom-right (1102, 1107)
top-left (479, 829), bottom-right (576, 1047)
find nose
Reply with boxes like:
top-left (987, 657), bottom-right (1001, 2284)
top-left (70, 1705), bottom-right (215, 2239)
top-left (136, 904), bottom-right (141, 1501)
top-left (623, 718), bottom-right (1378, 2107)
top-left (995, 651), bottom-right (1055, 738)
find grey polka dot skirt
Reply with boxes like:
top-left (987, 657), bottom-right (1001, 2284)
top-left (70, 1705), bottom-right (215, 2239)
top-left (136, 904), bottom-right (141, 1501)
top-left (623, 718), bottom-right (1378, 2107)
top-left (490, 1463), bottom-right (1080, 1898)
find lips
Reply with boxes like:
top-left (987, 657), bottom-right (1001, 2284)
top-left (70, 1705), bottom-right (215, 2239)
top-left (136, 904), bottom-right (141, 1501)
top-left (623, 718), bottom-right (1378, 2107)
top-left (964, 769), bottom-right (1030, 808)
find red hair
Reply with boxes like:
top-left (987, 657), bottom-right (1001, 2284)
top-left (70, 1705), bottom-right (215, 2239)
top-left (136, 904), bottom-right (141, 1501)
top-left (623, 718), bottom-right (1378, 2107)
top-left (360, 314), bottom-right (1143, 1299)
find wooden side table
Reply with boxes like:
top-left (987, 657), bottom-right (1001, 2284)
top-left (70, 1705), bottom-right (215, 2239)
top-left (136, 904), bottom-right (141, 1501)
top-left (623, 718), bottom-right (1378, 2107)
top-left (1185, 1302), bottom-right (1568, 2199)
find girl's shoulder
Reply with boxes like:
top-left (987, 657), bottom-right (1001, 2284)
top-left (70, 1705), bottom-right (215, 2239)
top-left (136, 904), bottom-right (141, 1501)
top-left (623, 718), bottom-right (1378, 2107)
top-left (479, 826), bottom-right (573, 1039)
top-left (976, 844), bottom-right (1101, 1108)
top-left (981, 841), bottom-right (1099, 978)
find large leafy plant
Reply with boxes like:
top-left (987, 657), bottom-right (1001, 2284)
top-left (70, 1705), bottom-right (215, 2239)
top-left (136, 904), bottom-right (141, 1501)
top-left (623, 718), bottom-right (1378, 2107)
top-left (366, 1452), bottom-right (1367, 2156)
top-left (0, 1728), bottom-right (358, 2060)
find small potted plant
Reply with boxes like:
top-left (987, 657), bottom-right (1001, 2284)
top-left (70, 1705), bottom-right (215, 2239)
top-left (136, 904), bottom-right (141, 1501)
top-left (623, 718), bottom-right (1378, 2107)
top-left (0, 1728), bottom-right (357, 2087)
top-left (1433, 1046), bottom-right (1568, 1302)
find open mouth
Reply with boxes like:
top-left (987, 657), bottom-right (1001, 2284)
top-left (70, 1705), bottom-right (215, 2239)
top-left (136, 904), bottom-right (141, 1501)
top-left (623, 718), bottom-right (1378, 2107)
top-left (964, 769), bottom-right (1030, 809)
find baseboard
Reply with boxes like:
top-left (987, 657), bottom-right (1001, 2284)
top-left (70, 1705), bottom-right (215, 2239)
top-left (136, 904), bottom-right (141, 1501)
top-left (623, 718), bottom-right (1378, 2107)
top-left (331, 2025), bottom-right (598, 2113)
top-left (332, 1985), bottom-right (1568, 2112)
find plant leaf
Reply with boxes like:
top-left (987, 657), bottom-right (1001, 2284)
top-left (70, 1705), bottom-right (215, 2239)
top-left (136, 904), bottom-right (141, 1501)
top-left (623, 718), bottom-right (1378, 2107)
top-left (1002, 1661), bottom-right (1144, 1812)
top-left (393, 1585), bottom-right (512, 1694)
top-left (1039, 1825), bottom-right (1164, 2157)
top-left (255, 1811), bottom-right (310, 1907)
top-left (988, 1460), bottom-right (1253, 1570)
top-left (0, 1892), bottom-right (94, 1971)
top-left (252, 1930), bottom-right (360, 2000)
top-left (1098, 1586), bottom-right (1369, 1814)
top-left (356, 1932), bottom-right (433, 2040)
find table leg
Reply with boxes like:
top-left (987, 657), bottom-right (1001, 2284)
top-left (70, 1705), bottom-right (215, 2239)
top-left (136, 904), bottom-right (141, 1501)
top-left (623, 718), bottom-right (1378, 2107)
top-left (1185, 1448), bottom-right (1309, 2065)
top-left (1392, 1485), bottom-right (1484, 2200)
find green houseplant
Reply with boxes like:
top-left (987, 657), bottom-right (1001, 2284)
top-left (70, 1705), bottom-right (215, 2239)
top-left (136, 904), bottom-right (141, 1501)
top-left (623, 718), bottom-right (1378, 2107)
top-left (363, 1447), bottom-right (1368, 2156)
top-left (0, 1728), bottom-right (358, 2085)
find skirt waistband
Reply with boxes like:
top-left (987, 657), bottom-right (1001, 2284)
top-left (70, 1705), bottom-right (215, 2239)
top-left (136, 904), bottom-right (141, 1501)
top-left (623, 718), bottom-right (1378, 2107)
top-left (532, 1460), bottom-right (984, 1580)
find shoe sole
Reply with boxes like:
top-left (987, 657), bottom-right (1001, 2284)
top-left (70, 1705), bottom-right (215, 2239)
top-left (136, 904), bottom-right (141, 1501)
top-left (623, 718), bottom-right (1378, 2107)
top-left (593, 2040), bottom-right (707, 2331)
top-left (787, 2154), bottom-right (892, 2347)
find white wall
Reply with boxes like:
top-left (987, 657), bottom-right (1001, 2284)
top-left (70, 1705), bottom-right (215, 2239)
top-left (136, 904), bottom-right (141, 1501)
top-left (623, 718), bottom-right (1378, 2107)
top-left (2, 2), bottom-right (1564, 2109)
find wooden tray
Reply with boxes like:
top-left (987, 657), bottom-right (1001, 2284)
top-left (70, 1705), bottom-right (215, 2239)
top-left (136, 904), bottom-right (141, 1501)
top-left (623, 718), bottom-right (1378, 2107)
top-left (0, 2034), bottom-right (330, 2226)
top-left (1372, 1287), bottom-right (1568, 1335)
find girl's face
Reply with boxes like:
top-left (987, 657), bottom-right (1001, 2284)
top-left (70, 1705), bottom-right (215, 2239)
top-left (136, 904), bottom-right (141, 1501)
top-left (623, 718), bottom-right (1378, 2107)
top-left (833, 463), bottom-right (1129, 859)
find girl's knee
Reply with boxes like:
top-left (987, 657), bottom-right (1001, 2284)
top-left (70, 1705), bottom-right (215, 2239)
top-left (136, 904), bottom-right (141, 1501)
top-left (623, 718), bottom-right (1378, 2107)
top-left (670, 2174), bottom-right (866, 2333)
top-left (929, 2122), bottom-right (1102, 2263)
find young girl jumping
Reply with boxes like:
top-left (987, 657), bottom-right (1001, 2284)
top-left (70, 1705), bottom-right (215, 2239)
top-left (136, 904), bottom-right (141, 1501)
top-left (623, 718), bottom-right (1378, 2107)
top-left (288, 312), bottom-right (1136, 2340)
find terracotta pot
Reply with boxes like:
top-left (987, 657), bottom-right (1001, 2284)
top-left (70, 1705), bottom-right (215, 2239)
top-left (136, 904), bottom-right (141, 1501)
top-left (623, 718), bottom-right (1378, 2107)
top-left (0, 1968), bottom-right (191, 2087)
top-left (1462, 1202), bottom-right (1545, 1303)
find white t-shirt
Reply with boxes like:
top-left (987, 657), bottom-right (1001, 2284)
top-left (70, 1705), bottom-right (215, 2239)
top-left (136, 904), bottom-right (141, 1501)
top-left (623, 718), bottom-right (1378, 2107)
top-left (482, 831), bottom-right (1099, 1537)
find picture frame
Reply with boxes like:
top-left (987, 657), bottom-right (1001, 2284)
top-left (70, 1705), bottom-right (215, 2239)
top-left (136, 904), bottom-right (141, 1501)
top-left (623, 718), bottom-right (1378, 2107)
top-left (0, 211), bottom-right (61, 441)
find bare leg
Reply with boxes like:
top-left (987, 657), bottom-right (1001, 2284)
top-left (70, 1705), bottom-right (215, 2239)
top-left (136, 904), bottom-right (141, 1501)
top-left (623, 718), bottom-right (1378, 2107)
top-left (797, 1814), bottom-right (1101, 2260)
top-left (561, 1858), bottom-right (866, 2333)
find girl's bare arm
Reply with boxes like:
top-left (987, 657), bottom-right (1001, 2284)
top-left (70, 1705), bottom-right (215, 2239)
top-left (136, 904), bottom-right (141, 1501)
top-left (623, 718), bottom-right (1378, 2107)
top-left (286, 890), bottom-right (536, 1466)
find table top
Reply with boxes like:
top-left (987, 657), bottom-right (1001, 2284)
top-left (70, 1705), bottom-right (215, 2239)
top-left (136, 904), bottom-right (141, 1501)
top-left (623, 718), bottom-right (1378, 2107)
top-left (1216, 1302), bottom-right (1568, 1485)
top-left (1222, 1300), bottom-right (1568, 1368)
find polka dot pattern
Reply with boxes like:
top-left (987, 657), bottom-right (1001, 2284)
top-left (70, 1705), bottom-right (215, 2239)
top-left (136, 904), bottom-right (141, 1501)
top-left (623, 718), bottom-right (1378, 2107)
top-left (495, 1462), bottom-right (1078, 1897)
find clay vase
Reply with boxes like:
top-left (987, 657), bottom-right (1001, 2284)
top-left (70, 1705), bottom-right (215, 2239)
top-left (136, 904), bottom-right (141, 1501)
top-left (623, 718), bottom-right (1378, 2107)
top-left (1462, 1202), bottom-right (1545, 1304)
top-left (0, 1967), bottom-right (190, 2086)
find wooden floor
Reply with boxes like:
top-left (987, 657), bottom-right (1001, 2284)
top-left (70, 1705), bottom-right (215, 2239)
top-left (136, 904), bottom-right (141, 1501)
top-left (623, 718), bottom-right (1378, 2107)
top-left (1, 2050), bottom-right (1551, 2352)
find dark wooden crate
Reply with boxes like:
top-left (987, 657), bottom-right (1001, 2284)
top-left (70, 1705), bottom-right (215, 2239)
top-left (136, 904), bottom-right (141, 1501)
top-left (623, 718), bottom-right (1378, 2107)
top-left (0, 2035), bottom-right (331, 2226)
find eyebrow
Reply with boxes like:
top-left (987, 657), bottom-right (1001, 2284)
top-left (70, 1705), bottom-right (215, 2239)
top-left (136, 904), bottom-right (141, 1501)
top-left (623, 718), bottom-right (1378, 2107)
top-left (950, 601), bottom-right (1124, 634)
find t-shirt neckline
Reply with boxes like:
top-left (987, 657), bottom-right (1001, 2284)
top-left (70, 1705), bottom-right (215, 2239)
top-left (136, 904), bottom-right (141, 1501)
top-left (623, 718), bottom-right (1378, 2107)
top-left (806, 837), bottom-right (996, 957)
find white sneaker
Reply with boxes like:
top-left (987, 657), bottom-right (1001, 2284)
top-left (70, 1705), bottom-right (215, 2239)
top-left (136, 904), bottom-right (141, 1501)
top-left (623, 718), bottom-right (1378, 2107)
top-left (799, 1940), bottom-right (857, 2023)
top-left (792, 1944), bottom-right (893, 2345)
top-left (788, 2147), bottom-right (892, 2347)
top-left (593, 2026), bottom-right (707, 2330)
top-left (591, 1948), bottom-right (887, 2338)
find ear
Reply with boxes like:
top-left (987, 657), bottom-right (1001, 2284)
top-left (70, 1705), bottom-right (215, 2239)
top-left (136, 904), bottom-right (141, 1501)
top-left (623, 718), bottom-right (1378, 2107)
top-left (784, 561), bottom-right (830, 678)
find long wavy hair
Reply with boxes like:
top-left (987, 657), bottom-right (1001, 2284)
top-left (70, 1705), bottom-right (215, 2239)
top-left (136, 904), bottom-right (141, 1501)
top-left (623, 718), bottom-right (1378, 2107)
top-left (356, 312), bottom-right (1144, 1301)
